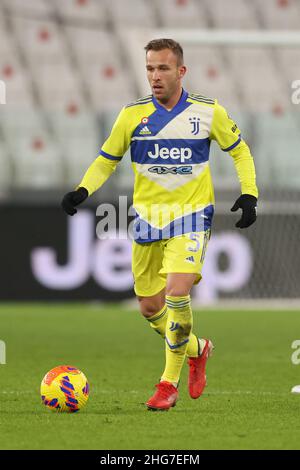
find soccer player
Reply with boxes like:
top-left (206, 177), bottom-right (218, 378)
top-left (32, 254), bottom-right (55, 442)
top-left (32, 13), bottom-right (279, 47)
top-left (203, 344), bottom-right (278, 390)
top-left (61, 39), bottom-right (258, 411)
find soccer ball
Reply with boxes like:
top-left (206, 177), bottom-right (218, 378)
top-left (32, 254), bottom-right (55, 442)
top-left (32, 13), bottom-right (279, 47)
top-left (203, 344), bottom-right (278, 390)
top-left (40, 365), bottom-right (89, 412)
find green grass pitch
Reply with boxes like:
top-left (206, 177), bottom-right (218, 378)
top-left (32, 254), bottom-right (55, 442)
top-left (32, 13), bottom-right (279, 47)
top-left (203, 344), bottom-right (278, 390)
top-left (0, 303), bottom-right (300, 450)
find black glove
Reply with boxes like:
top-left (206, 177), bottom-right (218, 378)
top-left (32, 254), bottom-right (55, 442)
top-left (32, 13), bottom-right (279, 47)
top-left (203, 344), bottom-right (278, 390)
top-left (61, 187), bottom-right (89, 216)
top-left (231, 194), bottom-right (257, 228)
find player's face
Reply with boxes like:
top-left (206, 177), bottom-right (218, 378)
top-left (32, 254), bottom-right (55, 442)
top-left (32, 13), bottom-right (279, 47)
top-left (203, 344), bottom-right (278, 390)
top-left (146, 49), bottom-right (186, 103)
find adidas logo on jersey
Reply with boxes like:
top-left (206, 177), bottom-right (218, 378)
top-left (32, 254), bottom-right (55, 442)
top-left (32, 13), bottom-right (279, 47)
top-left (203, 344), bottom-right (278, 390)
top-left (185, 256), bottom-right (195, 264)
top-left (139, 126), bottom-right (152, 135)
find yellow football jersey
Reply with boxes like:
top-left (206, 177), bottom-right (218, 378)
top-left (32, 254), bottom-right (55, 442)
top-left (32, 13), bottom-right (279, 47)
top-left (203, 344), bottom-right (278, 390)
top-left (79, 89), bottom-right (258, 243)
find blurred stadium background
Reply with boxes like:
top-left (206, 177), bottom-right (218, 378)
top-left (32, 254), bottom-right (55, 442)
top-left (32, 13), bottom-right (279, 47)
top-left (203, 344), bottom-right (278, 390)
top-left (0, 0), bottom-right (300, 305)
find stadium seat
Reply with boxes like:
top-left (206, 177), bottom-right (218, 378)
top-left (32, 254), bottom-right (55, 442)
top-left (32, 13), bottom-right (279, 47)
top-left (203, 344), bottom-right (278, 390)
top-left (154, 0), bottom-right (208, 27)
top-left (64, 27), bottom-right (120, 67)
top-left (1, 107), bottom-right (36, 133)
top-left (203, 0), bottom-right (259, 29)
top-left (0, 18), bottom-right (34, 106)
top-left (275, 48), bottom-right (300, 82)
top-left (225, 47), bottom-right (289, 111)
top-left (81, 64), bottom-right (135, 110)
top-left (184, 65), bottom-right (240, 110)
top-left (2, 0), bottom-right (54, 17)
top-left (12, 18), bottom-right (68, 66)
top-left (14, 136), bottom-right (64, 189)
top-left (64, 27), bottom-right (135, 110)
top-left (253, 112), bottom-right (300, 187)
top-left (50, 108), bottom-right (98, 138)
top-left (48, 106), bottom-right (101, 186)
top-left (33, 62), bottom-right (85, 110)
top-left (2, 106), bottom-right (63, 188)
top-left (183, 46), bottom-right (240, 110)
top-left (104, 0), bottom-right (156, 27)
top-left (0, 17), bottom-right (16, 59)
top-left (53, 0), bottom-right (107, 26)
top-left (8, 131), bottom-right (63, 189)
top-left (253, 0), bottom-right (300, 29)
top-left (51, 110), bottom-right (100, 157)
top-left (11, 18), bottom-right (78, 107)
top-left (0, 58), bottom-right (34, 106)
top-left (64, 27), bottom-right (135, 109)
top-left (184, 46), bottom-right (223, 81)
top-left (59, 134), bottom-right (100, 186)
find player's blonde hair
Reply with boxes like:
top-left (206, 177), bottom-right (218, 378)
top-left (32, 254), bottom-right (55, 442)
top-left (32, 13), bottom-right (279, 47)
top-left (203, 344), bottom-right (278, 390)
top-left (144, 38), bottom-right (184, 66)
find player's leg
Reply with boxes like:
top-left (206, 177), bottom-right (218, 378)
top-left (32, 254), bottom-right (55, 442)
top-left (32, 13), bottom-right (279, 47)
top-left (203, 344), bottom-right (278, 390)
top-left (132, 239), bottom-right (169, 336)
top-left (138, 287), bottom-right (203, 356)
top-left (137, 290), bottom-right (165, 318)
top-left (166, 273), bottom-right (202, 357)
top-left (132, 234), bottom-right (207, 354)
top-left (161, 273), bottom-right (196, 386)
top-left (132, 240), bottom-right (179, 411)
top-left (133, 234), bottom-right (212, 409)
top-left (132, 239), bottom-right (171, 345)
top-left (134, 233), bottom-right (210, 368)
top-left (146, 272), bottom-right (196, 411)
top-left (137, 289), bottom-right (167, 337)
top-left (138, 284), bottom-right (203, 357)
top-left (160, 231), bottom-right (213, 400)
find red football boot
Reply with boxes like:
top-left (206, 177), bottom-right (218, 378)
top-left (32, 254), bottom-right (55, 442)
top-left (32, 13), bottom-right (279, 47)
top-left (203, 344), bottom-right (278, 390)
top-left (146, 381), bottom-right (178, 411)
top-left (188, 339), bottom-right (214, 399)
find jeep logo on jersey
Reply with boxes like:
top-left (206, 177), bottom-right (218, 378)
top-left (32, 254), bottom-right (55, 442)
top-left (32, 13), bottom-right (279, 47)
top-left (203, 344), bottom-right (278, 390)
top-left (147, 144), bottom-right (192, 163)
top-left (148, 166), bottom-right (192, 175)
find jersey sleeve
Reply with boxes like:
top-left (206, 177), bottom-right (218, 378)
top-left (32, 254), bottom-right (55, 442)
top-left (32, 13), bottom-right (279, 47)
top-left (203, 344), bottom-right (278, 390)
top-left (210, 101), bottom-right (258, 198)
top-left (100, 106), bottom-right (132, 160)
top-left (229, 140), bottom-right (258, 198)
top-left (78, 107), bottom-right (131, 195)
top-left (210, 101), bottom-right (242, 151)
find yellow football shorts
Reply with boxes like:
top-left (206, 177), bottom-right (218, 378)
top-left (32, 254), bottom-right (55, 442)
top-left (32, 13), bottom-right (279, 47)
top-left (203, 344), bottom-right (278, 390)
top-left (132, 229), bottom-right (211, 297)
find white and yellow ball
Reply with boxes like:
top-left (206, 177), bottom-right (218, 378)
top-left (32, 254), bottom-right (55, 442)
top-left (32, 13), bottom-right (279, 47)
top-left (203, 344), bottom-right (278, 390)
top-left (41, 365), bottom-right (89, 412)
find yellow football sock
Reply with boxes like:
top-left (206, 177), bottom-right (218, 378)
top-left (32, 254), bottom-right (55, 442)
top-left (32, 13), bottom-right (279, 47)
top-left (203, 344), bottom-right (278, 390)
top-left (147, 304), bottom-right (200, 357)
top-left (161, 295), bottom-right (193, 384)
top-left (146, 304), bottom-right (168, 337)
top-left (187, 333), bottom-right (201, 358)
